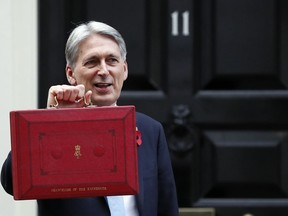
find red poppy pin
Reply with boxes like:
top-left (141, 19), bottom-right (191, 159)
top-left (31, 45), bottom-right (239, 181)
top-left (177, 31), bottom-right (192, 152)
top-left (136, 127), bottom-right (142, 146)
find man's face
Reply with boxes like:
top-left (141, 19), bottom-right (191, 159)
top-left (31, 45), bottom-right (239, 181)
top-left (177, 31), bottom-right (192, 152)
top-left (66, 34), bottom-right (128, 106)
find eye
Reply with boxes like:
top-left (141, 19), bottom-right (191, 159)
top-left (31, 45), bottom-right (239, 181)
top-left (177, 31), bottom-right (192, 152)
top-left (106, 56), bottom-right (119, 65)
top-left (84, 59), bottom-right (97, 68)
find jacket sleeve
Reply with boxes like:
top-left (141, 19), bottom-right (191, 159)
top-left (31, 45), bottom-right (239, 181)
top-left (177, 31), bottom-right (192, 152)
top-left (1, 152), bottom-right (14, 195)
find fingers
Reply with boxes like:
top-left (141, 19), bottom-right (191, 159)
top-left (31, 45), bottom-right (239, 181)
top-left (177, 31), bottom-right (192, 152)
top-left (47, 84), bottom-right (89, 108)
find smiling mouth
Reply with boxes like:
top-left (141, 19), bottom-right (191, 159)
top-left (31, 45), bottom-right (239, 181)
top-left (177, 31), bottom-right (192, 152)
top-left (94, 83), bottom-right (112, 88)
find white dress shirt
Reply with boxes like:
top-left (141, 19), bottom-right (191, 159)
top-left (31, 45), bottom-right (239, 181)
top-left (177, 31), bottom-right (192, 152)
top-left (107, 195), bottom-right (139, 216)
top-left (123, 195), bottom-right (139, 216)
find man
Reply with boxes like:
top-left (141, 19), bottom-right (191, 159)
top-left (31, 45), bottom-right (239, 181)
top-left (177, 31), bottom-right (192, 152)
top-left (1, 21), bottom-right (179, 216)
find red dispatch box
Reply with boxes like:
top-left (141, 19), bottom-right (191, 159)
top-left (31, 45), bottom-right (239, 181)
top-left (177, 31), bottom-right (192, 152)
top-left (10, 106), bottom-right (138, 200)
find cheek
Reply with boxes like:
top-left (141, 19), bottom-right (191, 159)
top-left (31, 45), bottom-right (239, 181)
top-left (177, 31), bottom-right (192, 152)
top-left (76, 70), bottom-right (95, 82)
top-left (116, 75), bottom-right (126, 88)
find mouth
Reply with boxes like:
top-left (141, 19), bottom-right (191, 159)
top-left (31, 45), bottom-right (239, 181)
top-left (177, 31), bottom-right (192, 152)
top-left (94, 83), bottom-right (112, 88)
top-left (93, 82), bottom-right (113, 94)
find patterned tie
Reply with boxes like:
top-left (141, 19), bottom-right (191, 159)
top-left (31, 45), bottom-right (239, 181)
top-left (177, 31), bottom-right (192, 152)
top-left (107, 195), bottom-right (126, 216)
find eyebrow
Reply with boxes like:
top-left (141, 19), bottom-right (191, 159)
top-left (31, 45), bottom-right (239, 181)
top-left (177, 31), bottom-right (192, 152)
top-left (84, 53), bottom-right (120, 61)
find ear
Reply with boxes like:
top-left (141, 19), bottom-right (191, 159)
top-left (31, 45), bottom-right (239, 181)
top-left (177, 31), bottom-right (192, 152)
top-left (123, 61), bottom-right (128, 81)
top-left (66, 65), bottom-right (77, 85)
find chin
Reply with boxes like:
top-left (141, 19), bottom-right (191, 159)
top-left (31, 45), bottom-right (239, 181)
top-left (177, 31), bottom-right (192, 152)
top-left (92, 99), bottom-right (116, 107)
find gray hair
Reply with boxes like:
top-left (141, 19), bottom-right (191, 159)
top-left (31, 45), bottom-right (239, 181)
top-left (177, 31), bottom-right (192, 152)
top-left (65, 21), bottom-right (127, 69)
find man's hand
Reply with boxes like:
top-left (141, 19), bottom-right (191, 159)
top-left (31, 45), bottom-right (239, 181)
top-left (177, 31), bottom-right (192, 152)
top-left (47, 84), bottom-right (92, 108)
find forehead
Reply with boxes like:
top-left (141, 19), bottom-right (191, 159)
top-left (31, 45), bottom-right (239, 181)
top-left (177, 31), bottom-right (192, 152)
top-left (78, 34), bottom-right (120, 57)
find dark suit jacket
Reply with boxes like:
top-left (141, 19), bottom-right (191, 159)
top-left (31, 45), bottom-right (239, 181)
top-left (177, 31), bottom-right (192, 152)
top-left (1, 112), bottom-right (179, 216)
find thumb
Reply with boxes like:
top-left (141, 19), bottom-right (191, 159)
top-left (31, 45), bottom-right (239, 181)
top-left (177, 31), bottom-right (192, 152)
top-left (84, 90), bottom-right (93, 107)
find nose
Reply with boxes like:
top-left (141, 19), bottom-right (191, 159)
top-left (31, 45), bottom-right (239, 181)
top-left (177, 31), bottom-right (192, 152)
top-left (97, 61), bottom-right (109, 77)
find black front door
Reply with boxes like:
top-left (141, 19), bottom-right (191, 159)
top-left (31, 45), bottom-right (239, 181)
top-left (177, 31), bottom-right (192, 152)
top-left (39, 0), bottom-right (288, 215)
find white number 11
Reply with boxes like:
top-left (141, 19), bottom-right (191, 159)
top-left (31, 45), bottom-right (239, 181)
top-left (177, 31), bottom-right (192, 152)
top-left (171, 11), bottom-right (190, 36)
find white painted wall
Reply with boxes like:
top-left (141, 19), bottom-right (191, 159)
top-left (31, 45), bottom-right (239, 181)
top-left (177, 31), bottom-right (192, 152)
top-left (0, 0), bottom-right (37, 215)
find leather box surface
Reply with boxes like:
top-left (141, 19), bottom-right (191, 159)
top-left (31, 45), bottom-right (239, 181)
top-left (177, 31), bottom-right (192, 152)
top-left (10, 106), bottom-right (138, 200)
